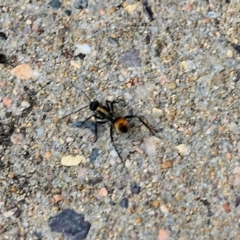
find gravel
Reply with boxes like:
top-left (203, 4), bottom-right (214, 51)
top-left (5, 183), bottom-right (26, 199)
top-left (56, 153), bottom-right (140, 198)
top-left (1, 1), bottom-right (240, 239)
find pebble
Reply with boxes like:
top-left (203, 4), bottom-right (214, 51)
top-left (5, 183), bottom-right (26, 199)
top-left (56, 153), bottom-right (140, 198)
top-left (74, 0), bottom-right (88, 9)
top-left (0, 32), bottom-right (7, 40)
top-left (48, 209), bottom-right (91, 239)
top-left (20, 100), bottom-right (31, 109)
top-left (98, 187), bottom-right (108, 197)
top-left (130, 182), bottom-right (141, 194)
top-left (37, 127), bottom-right (45, 137)
top-left (119, 49), bottom-right (141, 67)
top-left (48, 0), bottom-right (61, 10)
top-left (10, 133), bottom-right (25, 145)
top-left (158, 228), bottom-right (170, 240)
top-left (74, 43), bottom-right (92, 55)
top-left (140, 136), bottom-right (160, 156)
top-left (152, 107), bottom-right (164, 117)
top-left (2, 97), bottom-right (12, 107)
top-left (11, 64), bottom-right (33, 80)
top-left (64, 9), bottom-right (71, 16)
top-left (175, 144), bottom-right (190, 156)
top-left (90, 148), bottom-right (99, 163)
top-left (161, 160), bottom-right (173, 169)
top-left (120, 198), bottom-right (129, 209)
top-left (45, 151), bottom-right (52, 159)
top-left (61, 155), bottom-right (85, 166)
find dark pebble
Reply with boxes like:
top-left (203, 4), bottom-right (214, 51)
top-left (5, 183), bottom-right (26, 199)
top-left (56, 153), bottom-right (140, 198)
top-left (0, 32), bottom-right (7, 40)
top-left (109, 200), bottom-right (116, 206)
top-left (33, 231), bottom-right (43, 239)
top-left (108, 37), bottom-right (118, 45)
top-left (119, 49), bottom-right (141, 67)
top-left (42, 103), bottom-right (52, 112)
top-left (235, 196), bottom-right (240, 207)
top-left (48, 209), bottom-right (91, 240)
top-left (65, 9), bottom-right (72, 16)
top-left (48, 0), bottom-right (61, 10)
top-left (76, 53), bottom-right (86, 59)
top-left (130, 182), bottom-right (141, 194)
top-left (234, 71), bottom-right (240, 82)
top-left (0, 53), bottom-right (7, 64)
top-left (232, 44), bottom-right (240, 54)
top-left (90, 148), bottom-right (99, 163)
top-left (74, 0), bottom-right (88, 9)
top-left (120, 198), bottom-right (129, 209)
top-left (144, 34), bottom-right (151, 44)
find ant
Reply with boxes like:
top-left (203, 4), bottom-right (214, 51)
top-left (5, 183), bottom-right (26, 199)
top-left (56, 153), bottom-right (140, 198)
top-left (57, 82), bottom-right (155, 166)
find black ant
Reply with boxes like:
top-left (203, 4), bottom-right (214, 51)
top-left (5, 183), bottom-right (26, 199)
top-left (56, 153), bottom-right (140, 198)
top-left (57, 82), bottom-right (155, 166)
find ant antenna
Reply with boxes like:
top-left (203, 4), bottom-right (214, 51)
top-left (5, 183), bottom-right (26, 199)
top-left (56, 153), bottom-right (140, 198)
top-left (71, 81), bottom-right (91, 102)
top-left (56, 104), bottom-right (89, 126)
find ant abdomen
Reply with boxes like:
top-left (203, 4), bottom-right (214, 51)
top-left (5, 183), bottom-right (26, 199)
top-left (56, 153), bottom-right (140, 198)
top-left (113, 117), bottom-right (129, 134)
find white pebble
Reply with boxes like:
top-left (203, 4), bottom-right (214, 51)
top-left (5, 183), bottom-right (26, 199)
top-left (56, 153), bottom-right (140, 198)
top-left (74, 43), bottom-right (92, 55)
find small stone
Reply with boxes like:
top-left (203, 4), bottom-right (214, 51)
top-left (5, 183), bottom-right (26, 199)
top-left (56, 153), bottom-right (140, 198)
top-left (227, 49), bottom-right (233, 58)
top-left (20, 100), bottom-right (31, 109)
top-left (223, 202), bottom-right (231, 213)
top-left (152, 200), bottom-right (159, 208)
top-left (61, 155), bottom-right (85, 166)
top-left (66, 137), bottom-right (74, 143)
top-left (119, 49), bottom-right (141, 67)
top-left (74, 43), bottom-right (91, 55)
top-left (2, 97), bottom-right (12, 107)
top-left (48, 209), bottom-right (91, 239)
top-left (211, 73), bottom-right (226, 86)
top-left (64, 9), bottom-right (71, 16)
top-left (74, 0), bottom-right (88, 9)
top-left (109, 6), bottom-right (116, 14)
top-left (11, 133), bottom-right (25, 145)
top-left (11, 64), bottom-right (33, 80)
top-left (45, 151), bottom-right (52, 159)
top-left (176, 144), bottom-right (190, 155)
top-left (135, 217), bottom-right (142, 224)
top-left (52, 194), bottom-right (64, 203)
top-left (0, 32), bottom-right (8, 40)
top-left (90, 148), bottom-right (99, 163)
top-left (98, 187), bottom-right (108, 197)
top-left (26, 19), bottom-right (32, 25)
top-left (160, 205), bottom-right (169, 214)
top-left (8, 172), bottom-right (15, 179)
top-left (157, 228), bottom-right (169, 240)
top-left (37, 127), bottom-right (45, 137)
top-left (140, 136), bottom-right (160, 156)
top-left (49, 0), bottom-right (61, 10)
top-left (0, 53), bottom-right (7, 64)
top-left (120, 198), bottom-right (129, 209)
top-left (152, 107), bottom-right (164, 117)
top-left (124, 4), bottom-right (137, 12)
top-left (161, 160), bottom-right (173, 169)
top-left (180, 60), bottom-right (189, 71)
top-left (70, 60), bottom-right (81, 69)
top-left (235, 196), bottom-right (240, 208)
top-left (130, 182), bottom-right (141, 194)
top-left (168, 82), bottom-right (177, 90)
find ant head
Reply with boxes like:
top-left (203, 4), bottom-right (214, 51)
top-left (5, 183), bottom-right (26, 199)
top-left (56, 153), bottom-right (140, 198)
top-left (90, 100), bottom-right (99, 111)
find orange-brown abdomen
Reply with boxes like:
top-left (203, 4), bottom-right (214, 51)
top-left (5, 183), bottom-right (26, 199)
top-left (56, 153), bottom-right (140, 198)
top-left (113, 117), bottom-right (129, 134)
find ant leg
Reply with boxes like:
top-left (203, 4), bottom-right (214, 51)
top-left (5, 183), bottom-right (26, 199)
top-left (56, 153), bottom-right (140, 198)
top-left (106, 100), bottom-right (119, 112)
top-left (94, 120), bottom-right (107, 142)
top-left (110, 125), bottom-right (124, 162)
top-left (82, 114), bottom-right (105, 125)
top-left (124, 115), bottom-right (155, 135)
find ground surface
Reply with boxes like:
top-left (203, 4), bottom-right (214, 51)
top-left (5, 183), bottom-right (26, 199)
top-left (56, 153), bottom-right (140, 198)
top-left (1, 0), bottom-right (240, 239)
